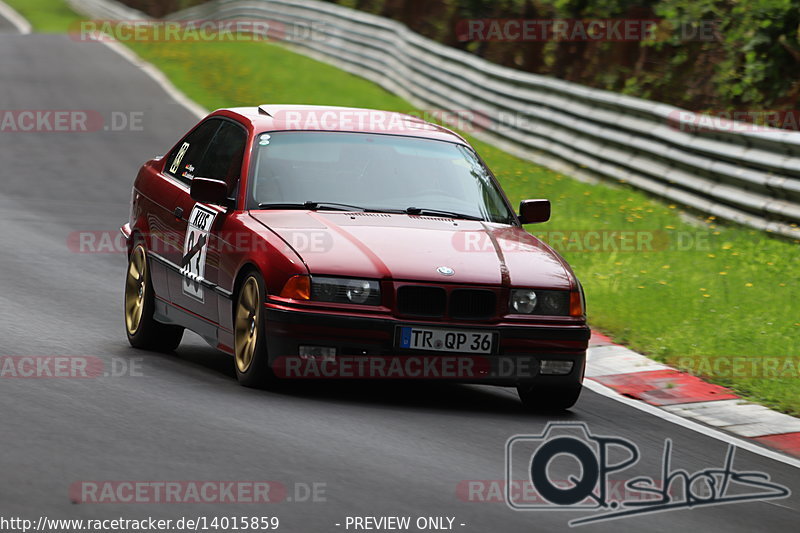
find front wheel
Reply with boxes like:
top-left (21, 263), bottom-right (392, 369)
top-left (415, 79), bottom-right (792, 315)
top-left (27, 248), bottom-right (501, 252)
top-left (234, 271), bottom-right (277, 388)
top-left (124, 243), bottom-right (183, 351)
top-left (516, 382), bottom-right (582, 412)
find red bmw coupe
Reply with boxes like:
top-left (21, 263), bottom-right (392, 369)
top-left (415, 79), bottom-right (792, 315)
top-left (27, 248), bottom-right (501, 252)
top-left (121, 105), bottom-right (589, 410)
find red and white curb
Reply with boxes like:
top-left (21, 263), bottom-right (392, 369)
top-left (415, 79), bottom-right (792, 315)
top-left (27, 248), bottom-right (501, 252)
top-left (586, 331), bottom-right (800, 458)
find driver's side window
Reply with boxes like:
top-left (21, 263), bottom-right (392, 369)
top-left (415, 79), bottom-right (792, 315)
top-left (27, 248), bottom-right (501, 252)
top-left (196, 121), bottom-right (247, 196)
top-left (165, 119), bottom-right (221, 184)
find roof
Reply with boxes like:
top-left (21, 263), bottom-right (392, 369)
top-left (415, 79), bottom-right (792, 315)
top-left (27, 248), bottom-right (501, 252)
top-left (216, 105), bottom-right (468, 144)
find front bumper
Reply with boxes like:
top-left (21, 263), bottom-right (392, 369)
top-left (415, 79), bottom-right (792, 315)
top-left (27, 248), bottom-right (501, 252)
top-left (264, 304), bottom-right (588, 387)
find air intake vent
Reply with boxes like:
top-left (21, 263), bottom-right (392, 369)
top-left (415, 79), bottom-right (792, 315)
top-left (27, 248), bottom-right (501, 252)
top-left (408, 215), bottom-right (455, 222)
top-left (450, 289), bottom-right (496, 320)
top-left (397, 286), bottom-right (446, 317)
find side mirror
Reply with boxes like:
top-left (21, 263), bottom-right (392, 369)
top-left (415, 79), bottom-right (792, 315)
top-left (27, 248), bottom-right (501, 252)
top-left (518, 199), bottom-right (551, 224)
top-left (190, 177), bottom-right (230, 207)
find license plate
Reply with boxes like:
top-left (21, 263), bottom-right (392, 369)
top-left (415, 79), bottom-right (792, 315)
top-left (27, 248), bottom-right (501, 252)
top-left (397, 326), bottom-right (495, 354)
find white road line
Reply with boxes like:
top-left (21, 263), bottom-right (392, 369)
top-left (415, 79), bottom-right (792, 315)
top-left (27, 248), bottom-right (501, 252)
top-left (584, 379), bottom-right (800, 468)
top-left (93, 37), bottom-right (208, 120)
top-left (0, 1), bottom-right (32, 34)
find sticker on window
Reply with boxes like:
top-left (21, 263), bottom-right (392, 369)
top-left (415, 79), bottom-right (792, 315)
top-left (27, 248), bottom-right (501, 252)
top-left (169, 142), bottom-right (190, 174)
top-left (181, 204), bottom-right (217, 301)
top-left (182, 164), bottom-right (195, 180)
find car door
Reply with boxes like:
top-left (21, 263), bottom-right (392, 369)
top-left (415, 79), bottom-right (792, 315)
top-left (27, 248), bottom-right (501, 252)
top-left (160, 118), bottom-right (222, 322)
top-left (166, 118), bottom-right (248, 325)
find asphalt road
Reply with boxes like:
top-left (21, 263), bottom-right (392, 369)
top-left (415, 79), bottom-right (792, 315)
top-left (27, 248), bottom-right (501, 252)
top-left (0, 26), bottom-right (798, 533)
top-left (0, 13), bottom-right (16, 32)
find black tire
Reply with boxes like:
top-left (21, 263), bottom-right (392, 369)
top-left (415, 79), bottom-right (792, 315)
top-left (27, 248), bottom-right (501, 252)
top-left (516, 382), bottom-right (582, 412)
top-left (124, 242), bottom-right (184, 352)
top-left (233, 270), bottom-right (278, 388)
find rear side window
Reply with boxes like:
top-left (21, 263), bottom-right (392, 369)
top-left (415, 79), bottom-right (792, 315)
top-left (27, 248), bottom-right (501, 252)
top-left (196, 121), bottom-right (247, 193)
top-left (165, 119), bottom-right (221, 183)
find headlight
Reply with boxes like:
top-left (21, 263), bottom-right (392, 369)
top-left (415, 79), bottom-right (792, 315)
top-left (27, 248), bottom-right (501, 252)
top-left (311, 277), bottom-right (381, 305)
top-left (509, 289), bottom-right (570, 315)
top-left (510, 289), bottom-right (537, 314)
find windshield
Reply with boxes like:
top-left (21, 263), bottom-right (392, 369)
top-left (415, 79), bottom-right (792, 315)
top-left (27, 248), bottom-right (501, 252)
top-left (249, 131), bottom-right (515, 223)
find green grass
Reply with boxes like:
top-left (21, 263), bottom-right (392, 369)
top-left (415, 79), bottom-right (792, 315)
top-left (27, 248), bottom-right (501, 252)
top-left (9, 0), bottom-right (800, 414)
top-left (3, 0), bottom-right (82, 32)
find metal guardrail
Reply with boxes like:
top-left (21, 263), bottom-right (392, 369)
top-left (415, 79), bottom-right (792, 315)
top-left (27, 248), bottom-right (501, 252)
top-left (69, 0), bottom-right (146, 20)
top-left (71, 0), bottom-right (800, 238)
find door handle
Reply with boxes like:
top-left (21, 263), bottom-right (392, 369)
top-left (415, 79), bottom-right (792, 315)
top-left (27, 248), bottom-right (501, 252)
top-left (173, 206), bottom-right (184, 219)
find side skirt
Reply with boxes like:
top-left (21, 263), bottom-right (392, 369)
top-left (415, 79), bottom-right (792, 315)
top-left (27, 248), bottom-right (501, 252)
top-left (154, 297), bottom-right (223, 352)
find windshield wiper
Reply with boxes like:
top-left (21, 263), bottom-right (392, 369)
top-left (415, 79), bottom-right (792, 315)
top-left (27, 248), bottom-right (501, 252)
top-left (256, 202), bottom-right (486, 221)
top-left (257, 201), bottom-right (367, 212)
top-left (404, 207), bottom-right (485, 221)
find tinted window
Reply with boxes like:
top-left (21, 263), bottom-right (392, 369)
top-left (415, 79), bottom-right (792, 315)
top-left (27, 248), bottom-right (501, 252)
top-left (196, 121), bottom-right (247, 194)
top-left (165, 119), bottom-right (221, 182)
top-left (250, 132), bottom-right (514, 223)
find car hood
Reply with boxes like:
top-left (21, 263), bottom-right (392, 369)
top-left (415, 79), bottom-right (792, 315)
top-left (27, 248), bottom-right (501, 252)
top-left (249, 211), bottom-right (574, 288)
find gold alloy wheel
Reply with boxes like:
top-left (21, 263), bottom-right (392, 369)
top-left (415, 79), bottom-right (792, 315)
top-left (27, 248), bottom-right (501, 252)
top-left (235, 277), bottom-right (261, 373)
top-left (124, 245), bottom-right (147, 335)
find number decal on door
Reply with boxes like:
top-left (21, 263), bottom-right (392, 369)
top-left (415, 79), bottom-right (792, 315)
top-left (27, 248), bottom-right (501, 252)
top-left (181, 204), bottom-right (217, 302)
